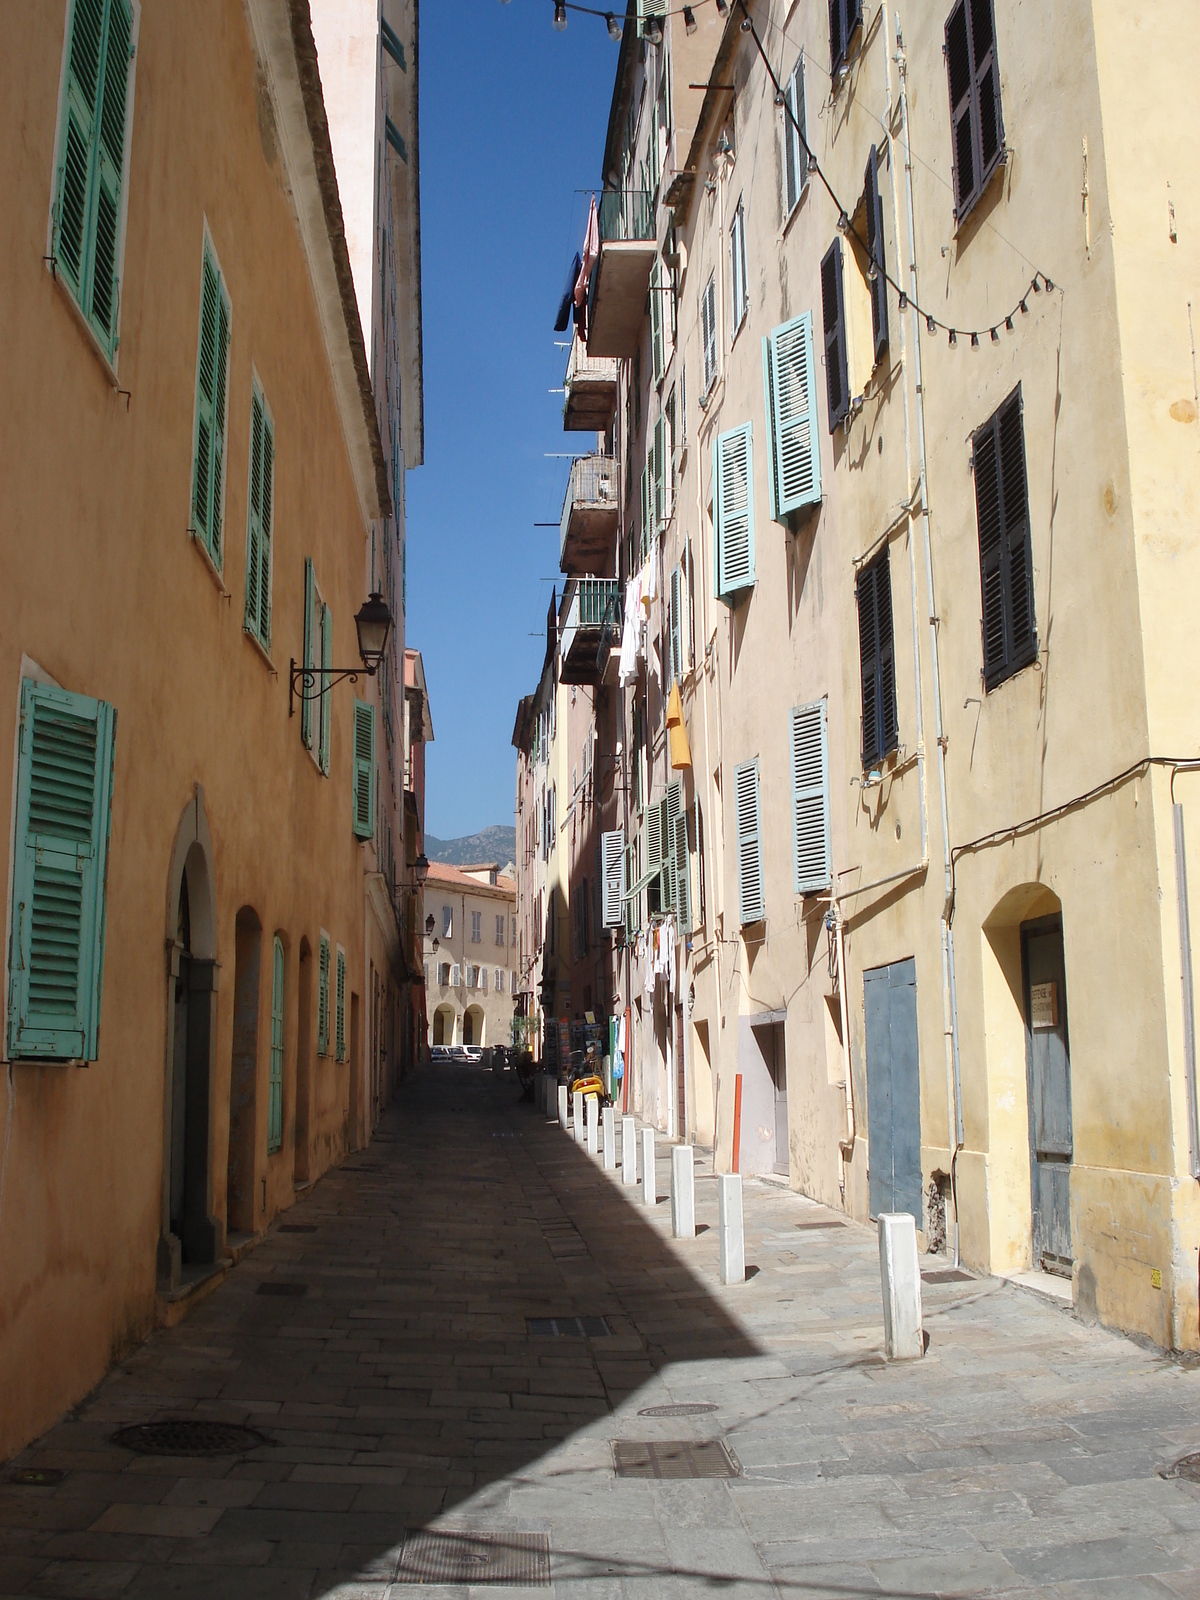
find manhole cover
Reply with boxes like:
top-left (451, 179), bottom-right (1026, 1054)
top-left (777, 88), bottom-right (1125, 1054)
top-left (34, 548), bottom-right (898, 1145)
top-left (256, 1281), bottom-right (307, 1296)
top-left (1165, 1452), bottom-right (1200, 1481)
top-left (637, 1403), bottom-right (718, 1418)
top-left (613, 1440), bottom-right (739, 1479)
top-left (527, 1315), bottom-right (609, 1338)
top-left (278, 1224), bottom-right (318, 1233)
top-left (396, 1529), bottom-right (550, 1585)
top-left (923, 1268), bottom-right (974, 1284)
top-left (112, 1421), bottom-right (269, 1457)
top-left (9, 1467), bottom-right (65, 1487)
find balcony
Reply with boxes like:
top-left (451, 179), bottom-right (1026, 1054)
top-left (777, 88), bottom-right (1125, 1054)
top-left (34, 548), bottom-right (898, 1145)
top-left (563, 336), bottom-right (618, 432)
top-left (587, 190), bottom-right (657, 360)
top-left (560, 453), bottom-right (619, 576)
top-left (560, 579), bottom-right (623, 687)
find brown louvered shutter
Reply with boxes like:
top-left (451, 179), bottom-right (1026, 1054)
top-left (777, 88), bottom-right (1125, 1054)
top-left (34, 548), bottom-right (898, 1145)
top-left (857, 549), bottom-right (897, 766)
top-left (974, 388), bottom-right (1035, 690)
top-left (829, 0), bottom-right (863, 75)
top-left (946, 0), bottom-right (1004, 221)
top-left (857, 561), bottom-right (878, 765)
top-left (820, 240), bottom-right (849, 432)
top-left (865, 146), bottom-right (888, 367)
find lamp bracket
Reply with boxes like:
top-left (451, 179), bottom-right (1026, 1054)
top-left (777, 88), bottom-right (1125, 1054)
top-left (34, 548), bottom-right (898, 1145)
top-left (289, 659), bottom-right (377, 718)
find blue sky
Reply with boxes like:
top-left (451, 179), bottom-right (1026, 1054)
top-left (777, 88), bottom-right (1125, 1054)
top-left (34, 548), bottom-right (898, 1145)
top-left (406, 1), bottom-right (615, 839)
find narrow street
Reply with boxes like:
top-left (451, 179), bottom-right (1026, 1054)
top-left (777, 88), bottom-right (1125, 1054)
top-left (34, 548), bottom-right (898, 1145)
top-left (4, 1066), bottom-right (1200, 1598)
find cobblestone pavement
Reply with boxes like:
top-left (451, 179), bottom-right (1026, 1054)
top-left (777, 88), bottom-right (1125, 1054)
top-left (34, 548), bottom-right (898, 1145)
top-left (5, 1065), bottom-right (1200, 1598)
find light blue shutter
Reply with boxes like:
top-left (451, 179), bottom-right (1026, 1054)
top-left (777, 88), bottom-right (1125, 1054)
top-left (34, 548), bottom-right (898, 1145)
top-left (191, 245), bottom-right (231, 564)
top-left (7, 681), bottom-right (116, 1061)
top-left (88, 0), bottom-right (132, 357)
top-left (352, 700), bottom-right (376, 839)
top-left (673, 811), bottom-right (692, 934)
top-left (601, 829), bottom-right (624, 927)
top-left (268, 936), bottom-right (284, 1152)
top-left (319, 602), bottom-right (332, 774)
top-left (669, 566), bottom-right (682, 683)
top-left (301, 558), bottom-right (315, 750)
top-left (664, 781), bottom-right (681, 911)
top-left (317, 934), bottom-right (330, 1055)
top-left (764, 313), bottom-right (821, 519)
top-left (715, 423), bottom-right (755, 600)
top-left (335, 948), bottom-right (346, 1060)
top-left (791, 700), bottom-right (831, 893)
top-left (735, 759), bottom-right (764, 925)
top-left (650, 258), bottom-right (663, 383)
top-left (245, 389), bottom-right (263, 637)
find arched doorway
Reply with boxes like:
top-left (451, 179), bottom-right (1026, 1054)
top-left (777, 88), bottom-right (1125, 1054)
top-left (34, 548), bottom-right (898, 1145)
top-left (433, 1004), bottom-right (455, 1046)
top-left (160, 790), bottom-right (222, 1287)
top-left (464, 1005), bottom-right (485, 1047)
top-left (227, 908), bottom-right (263, 1236)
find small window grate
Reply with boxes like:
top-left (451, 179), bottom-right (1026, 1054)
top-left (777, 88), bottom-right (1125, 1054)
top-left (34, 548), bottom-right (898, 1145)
top-left (112, 1421), bottom-right (269, 1457)
top-left (526, 1315), bottom-right (610, 1338)
top-left (613, 1440), bottom-right (740, 1479)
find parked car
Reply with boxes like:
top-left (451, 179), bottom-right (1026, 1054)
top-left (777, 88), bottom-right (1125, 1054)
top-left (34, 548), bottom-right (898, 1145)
top-left (430, 1044), bottom-right (452, 1064)
top-left (460, 1045), bottom-right (483, 1065)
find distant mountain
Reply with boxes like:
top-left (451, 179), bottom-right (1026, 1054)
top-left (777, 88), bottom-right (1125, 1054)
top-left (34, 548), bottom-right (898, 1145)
top-left (425, 825), bottom-right (516, 870)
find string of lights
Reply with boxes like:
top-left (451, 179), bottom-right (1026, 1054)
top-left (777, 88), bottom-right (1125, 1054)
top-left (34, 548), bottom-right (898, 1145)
top-left (530, 0), bottom-right (1060, 347)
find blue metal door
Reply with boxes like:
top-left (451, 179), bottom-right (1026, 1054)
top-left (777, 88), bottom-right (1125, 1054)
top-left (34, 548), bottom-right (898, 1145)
top-left (864, 958), bottom-right (922, 1222)
top-left (1023, 919), bottom-right (1072, 1274)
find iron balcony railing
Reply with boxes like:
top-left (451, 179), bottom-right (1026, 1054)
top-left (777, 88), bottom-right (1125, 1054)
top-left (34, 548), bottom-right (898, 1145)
top-left (597, 188), bottom-right (655, 243)
top-left (559, 453), bottom-right (618, 564)
top-left (571, 577), bottom-right (622, 630)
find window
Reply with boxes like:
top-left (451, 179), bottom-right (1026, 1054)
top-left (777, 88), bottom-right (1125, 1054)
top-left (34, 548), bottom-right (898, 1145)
top-left (268, 936), bottom-right (284, 1153)
top-left (496, 913), bottom-right (505, 946)
top-left (244, 381), bottom-right (275, 651)
top-left (863, 146), bottom-right (889, 367)
top-left (857, 548), bottom-right (898, 767)
top-left (763, 312), bottom-right (821, 519)
top-left (301, 560), bottom-right (331, 773)
top-left (829, 0), bottom-right (863, 76)
top-left (191, 236), bottom-right (232, 566)
top-left (781, 54), bottom-right (809, 218)
top-left (734, 760), bottom-right (764, 926)
top-left (945, 0), bottom-right (1004, 222)
top-left (50, 0), bottom-right (136, 364)
top-left (790, 701), bottom-right (831, 894)
top-left (335, 945), bottom-right (346, 1061)
top-left (495, 968), bottom-right (504, 994)
top-left (451, 962), bottom-right (462, 987)
top-left (601, 830), bottom-right (624, 929)
top-left (442, 904), bottom-right (452, 938)
top-left (730, 198), bottom-right (748, 332)
top-left (668, 565), bottom-right (683, 684)
top-left (820, 240), bottom-right (849, 432)
top-left (973, 387), bottom-right (1036, 690)
top-left (700, 273), bottom-right (717, 394)
top-left (6, 680), bottom-right (116, 1061)
top-left (673, 810), bottom-right (693, 934)
top-left (511, 916), bottom-right (517, 944)
top-left (438, 961), bottom-right (450, 986)
top-left (352, 700), bottom-right (376, 840)
top-left (650, 258), bottom-right (664, 383)
top-left (471, 910), bottom-right (482, 943)
top-left (714, 423), bottom-right (755, 602)
top-left (317, 932), bottom-right (331, 1056)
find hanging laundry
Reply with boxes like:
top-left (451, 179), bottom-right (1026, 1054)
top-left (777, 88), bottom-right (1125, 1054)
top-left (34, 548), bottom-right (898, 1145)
top-left (618, 572), bottom-right (643, 685)
top-left (555, 252), bottom-right (581, 333)
top-left (665, 680), bottom-right (692, 769)
top-left (574, 197), bottom-right (599, 313)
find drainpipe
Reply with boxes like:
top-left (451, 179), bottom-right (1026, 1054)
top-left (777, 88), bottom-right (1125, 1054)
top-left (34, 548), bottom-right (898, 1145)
top-left (896, 16), bottom-right (964, 1264)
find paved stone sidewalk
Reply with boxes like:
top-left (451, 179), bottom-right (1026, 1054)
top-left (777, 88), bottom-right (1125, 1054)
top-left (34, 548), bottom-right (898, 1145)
top-left (4, 1066), bottom-right (1200, 1598)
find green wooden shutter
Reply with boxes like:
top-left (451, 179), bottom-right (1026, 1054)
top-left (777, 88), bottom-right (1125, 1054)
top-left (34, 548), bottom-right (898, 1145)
top-left (664, 781), bottom-right (681, 912)
top-left (335, 948), bottom-right (346, 1061)
top-left (245, 389), bottom-right (263, 638)
top-left (646, 799), bottom-right (662, 875)
top-left (865, 146), bottom-right (889, 366)
top-left (764, 313), bottom-right (822, 520)
top-left (7, 681), bottom-right (116, 1061)
top-left (791, 701), bottom-right (831, 894)
top-left (88, 0), bottom-right (132, 357)
top-left (301, 559), bottom-right (315, 750)
top-left (673, 811), bottom-right (692, 934)
top-left (669, 565), bottom-right (682, 684)
top-left (191, 243), bottom-right (231, 564)
top-left (54, 0), bottom-right (104, 303)
top-left (319, 602), bottom-right (332, 774)
top-left (715, 423), bottom-right (754, 601)
top-left (651, 259), bottom-right (664, 383)
top-left (353, 699), bottom-right (376, 839)
top-left (317, 933), bottom-right (330, 1055)
top-left (735, 759), bottom-right (764, 926)
top-left (268, 935), bottom-right (284, 1152)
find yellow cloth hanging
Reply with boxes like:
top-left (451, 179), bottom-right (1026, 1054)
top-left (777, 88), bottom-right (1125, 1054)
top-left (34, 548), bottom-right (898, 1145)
top-left (665, 681), bottom-right (691, 769)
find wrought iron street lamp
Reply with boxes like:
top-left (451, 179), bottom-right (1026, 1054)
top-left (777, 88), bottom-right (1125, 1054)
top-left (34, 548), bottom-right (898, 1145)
top-left (288, 591), bottom-right (394, 717)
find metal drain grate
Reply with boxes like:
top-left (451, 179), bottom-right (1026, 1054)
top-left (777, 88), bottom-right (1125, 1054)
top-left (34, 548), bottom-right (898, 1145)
top-left (278, 1224), bottom-right (318, 1234)
top-left (1164, 1452), bottom-right (1200, 1482)
top-left (256, 1281), bottom-right (307, 1296)
top-left (922, 1268), bottom-right (973, 1284)
top-left (796, 1219), bottom-right (845, 1230)
top-left (396, 1529), bottom-right (550, 1586)
top-left (613, 1440), bottom-right (739, 1479)
top-left (638, 1403), bottom-right (718, 1418)
top-left (527, 1315), bottom-right (610, 1338)
top-left (9, 1467), bottom-right (65, 1487)
top-left (112, 1421), bottom-right (269, 1457)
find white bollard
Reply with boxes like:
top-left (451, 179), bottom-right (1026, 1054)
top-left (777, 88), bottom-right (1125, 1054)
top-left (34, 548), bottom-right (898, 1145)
top-left (586, 1096), bottom-right (599, 1154)
top-left (558, 1083), bottom-right (569, 1131)
top-left (671, 1144), bottom-right (695, 1239)
top-left (718, 1173), bottom-right (744, 1285)
top-left (621, 1116), bottom-right (637, 1184)
top-left (641, 1127), bottom-right (656, 1206)
top-left (602, 1106), bottom-right (616, 1171)
top-left (573, 1089), bottom-right (584, 1143)
top-left (878, 1213), bottom-right (924, 1360)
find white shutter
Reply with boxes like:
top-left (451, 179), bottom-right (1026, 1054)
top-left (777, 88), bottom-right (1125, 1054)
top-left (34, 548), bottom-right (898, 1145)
top-left (602, 829), bottom-right (625, 927)
top-left (791, 701), bottom-right (831, 893)
top-left (735, 760), bottom-right (764, 925)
